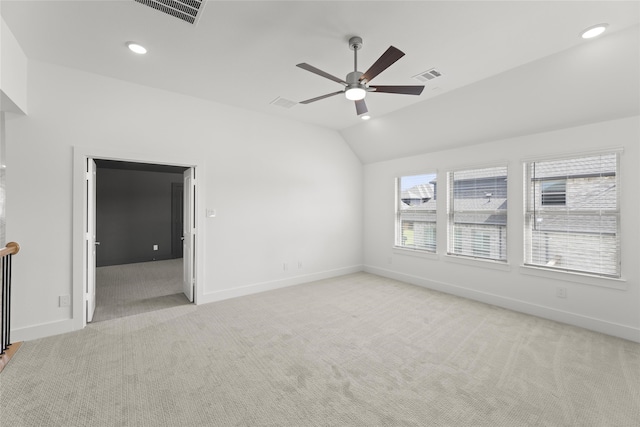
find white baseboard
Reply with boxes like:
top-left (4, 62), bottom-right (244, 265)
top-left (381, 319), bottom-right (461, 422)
top-left (15, 265), bottom-right (636, 344)
top-left (365, 265), bottom-right (640, 343)
top-left (11, 318), bottom-right (76, 342)
top-left (11, 266), bottom-right (364, 342)
top-left (199, 265), bottom-right (364, 305)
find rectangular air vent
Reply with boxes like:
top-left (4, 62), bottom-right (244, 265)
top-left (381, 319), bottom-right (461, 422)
top-left (413, 68), bottom-right (442, 83)
top-left (134, 0), bottom-right (205, 25)
top-left (269, 97), bottom-right (298, 109)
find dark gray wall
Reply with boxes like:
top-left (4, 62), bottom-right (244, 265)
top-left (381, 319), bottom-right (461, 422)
top-left (96, 167), bottom-right (184, 267)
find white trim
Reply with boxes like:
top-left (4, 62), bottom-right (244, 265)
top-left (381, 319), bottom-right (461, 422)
top-left (519, 265), bottom-right (627, 290)
top-left (364, 265), bottom-right (640, 343)
top-left (522, 151), bottom-right (621, 281)
top-left (446, 161), bottom-right (510, 174)
top-left (447, 165), bottom-right (509, 262)
top-left (72, 146), bottom-right (206, 332)
top-left (11, 319), bottom-right (76, 342)
top-left (199, 265), bottom-right (363, 305)
top-left (393, 247), bottom-right (439, 260)
top-left (520, 146), bottom-right (624, 164)
top-left (444, 253), bottom-right (511, 271)
top-left (395, 171), bottom-right (438, 254)
top-left (393, 168), bottom-right (440, 181)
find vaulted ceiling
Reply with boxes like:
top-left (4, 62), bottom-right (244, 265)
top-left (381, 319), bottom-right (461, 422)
top-left (2, 1), bottom-right (639, 163)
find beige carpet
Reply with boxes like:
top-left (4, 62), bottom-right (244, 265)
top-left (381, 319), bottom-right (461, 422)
top-left (93, 258), bottom-right (189, 322)
top-left (1, 273), bottom-right (639, 426)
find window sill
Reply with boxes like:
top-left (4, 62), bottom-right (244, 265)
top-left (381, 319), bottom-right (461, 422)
top-left (393, 247), bottom-right (439, 260)
top-left (519, 265), bottom-right (627, 290)
top-left (444, 254), bottom-right (511, 271)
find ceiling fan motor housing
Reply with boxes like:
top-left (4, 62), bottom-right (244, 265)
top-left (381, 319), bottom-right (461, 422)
top-left (346, 71), bottom-right (364, 85)
top-left (345, 71), bottom-right (367, 100)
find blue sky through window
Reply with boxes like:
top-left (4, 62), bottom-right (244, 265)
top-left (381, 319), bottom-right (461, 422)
top-left (400, 173), bottom-right (437, 191)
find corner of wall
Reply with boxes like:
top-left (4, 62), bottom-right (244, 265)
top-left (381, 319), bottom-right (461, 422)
top-left (0, 16), bottom-right (28, 114)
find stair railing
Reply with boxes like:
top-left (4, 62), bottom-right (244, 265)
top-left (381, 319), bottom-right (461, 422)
top-left (1, 242), bottom-right (20, 356)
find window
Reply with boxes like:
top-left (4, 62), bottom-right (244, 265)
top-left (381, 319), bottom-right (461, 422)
top-left (472, 232), bottom-right (491, 258)
top-left (396, 173), bottom-right (437, 252)
top-left (448, 166), bottom-right (507, 261)
top-left (525, 153), bottom-right (619, 277)
top-left (541, 180), bottom-right (566, 205)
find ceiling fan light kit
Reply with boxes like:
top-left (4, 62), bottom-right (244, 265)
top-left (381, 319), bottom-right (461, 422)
top-left (297, 36), bottom-right (425, 117)
top-left (345, 86), bottom-right (366, 101)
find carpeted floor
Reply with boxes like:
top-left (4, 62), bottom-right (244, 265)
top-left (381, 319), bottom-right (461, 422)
top-left (1, 272), bottom-right (639, 426)
top-left (93, 258), bottom-right (189, 322)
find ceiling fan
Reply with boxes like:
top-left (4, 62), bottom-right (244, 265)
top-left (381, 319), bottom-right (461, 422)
top-left (297, 36), bottom-right (425, 117)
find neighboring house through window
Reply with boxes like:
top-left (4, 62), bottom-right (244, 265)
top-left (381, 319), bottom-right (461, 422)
top-left (396, 173), bottom-right (437, 252)
top-left (448, 166), bottom-right (508, 261)
top-left (541, 180), bottom-right (567, 205)
top-left (524, 152), bottom-right (620, 277)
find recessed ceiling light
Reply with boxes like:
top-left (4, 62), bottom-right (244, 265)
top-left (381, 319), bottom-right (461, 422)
top-left (581, 24), bottom-right (608, 39)
top-left (360, 115), bottom-right (371, 121)
top-left (127, 42), bottom-right (147, 54)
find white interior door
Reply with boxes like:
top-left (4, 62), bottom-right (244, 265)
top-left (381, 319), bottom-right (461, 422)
top-left (86, 158), bottom-right (97, 322)
top-left (183, 167), bottom-right (195, 302)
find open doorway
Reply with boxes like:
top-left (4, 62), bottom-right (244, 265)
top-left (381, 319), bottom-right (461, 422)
top-left (86, 159), bottom-right (195, 323)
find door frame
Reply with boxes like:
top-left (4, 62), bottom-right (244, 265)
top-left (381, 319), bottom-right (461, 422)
top-left (72, 146), bottom-right (204, 329)
top-left (170, 182), bottom-right (184, 259)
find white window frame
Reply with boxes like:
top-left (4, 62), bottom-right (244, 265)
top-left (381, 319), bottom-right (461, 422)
top-left (395, 173), bottom-right (438, 253)
top-left (523, 151), bottom-right (621, 278)
top-left (447, 165), bottom-right (508, 262)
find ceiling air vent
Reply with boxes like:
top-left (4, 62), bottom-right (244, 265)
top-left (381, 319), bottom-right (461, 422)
top-left (134, 0), bottom-right (205, 25)
top-left (269, 97), bottom-right (297, 109)
top-left (413, 68), bottom-right (442, 83)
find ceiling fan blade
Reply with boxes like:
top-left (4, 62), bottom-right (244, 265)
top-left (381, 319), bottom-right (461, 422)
top-left (355, 99), bottom-right (368, 116)
top-left (296, 63), bottom-right (347, 85)
top-left (299, 91), bottom-right (343, 104)
top-left (370, 85), bottom-right (425, 95)
top-left (359, 46), bottom-right (405, 83)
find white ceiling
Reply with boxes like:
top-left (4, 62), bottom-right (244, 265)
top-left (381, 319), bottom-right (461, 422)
top-left (2, 1), bottom-right (639, 161)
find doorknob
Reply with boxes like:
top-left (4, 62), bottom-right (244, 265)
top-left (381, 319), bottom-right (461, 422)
top-left (95, 241), bottom-right (101, 245)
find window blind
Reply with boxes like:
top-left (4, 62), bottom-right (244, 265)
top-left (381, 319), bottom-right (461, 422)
top-left (525, 153), bottom-right (619, 277)
top-left (396, 173), bottom-right (437, 252)
top-left (448, 166), bottom-right (507, 261)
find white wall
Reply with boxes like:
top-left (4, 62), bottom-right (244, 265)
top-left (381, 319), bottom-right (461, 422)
top-left (363, 116), bottom-right (640, 342)
top-left (0, 16), bottom-right (27, 114)
top-left (5, 59), bottom-right (638, 343)
top-left (6, 60), bottom-right (363, 340)
top-left (341, 25), bottom-right (639, 165)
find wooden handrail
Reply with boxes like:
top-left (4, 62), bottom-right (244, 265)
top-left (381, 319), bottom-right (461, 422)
top-left (0, 242), bottom-right (19, 258)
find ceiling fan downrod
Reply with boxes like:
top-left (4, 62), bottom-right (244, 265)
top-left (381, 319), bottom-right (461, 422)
top-left (348, 36), bottom-right (364, 82)
top-left (345, 36), bottom-right (365, 101)
top-left (349, 36), bottom-right (363, 73)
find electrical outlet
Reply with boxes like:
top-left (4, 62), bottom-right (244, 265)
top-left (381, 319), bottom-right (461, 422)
top-left (556, 287), bottom-right (567, 298)
top-left (59, 295), bottom-right (71, 307)
top-left (153, 244), bottom-right (158, 251)
top-left (283, 263), bottom-right (288, 271)
top-left (298, 261), bottom-right (302, 269)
